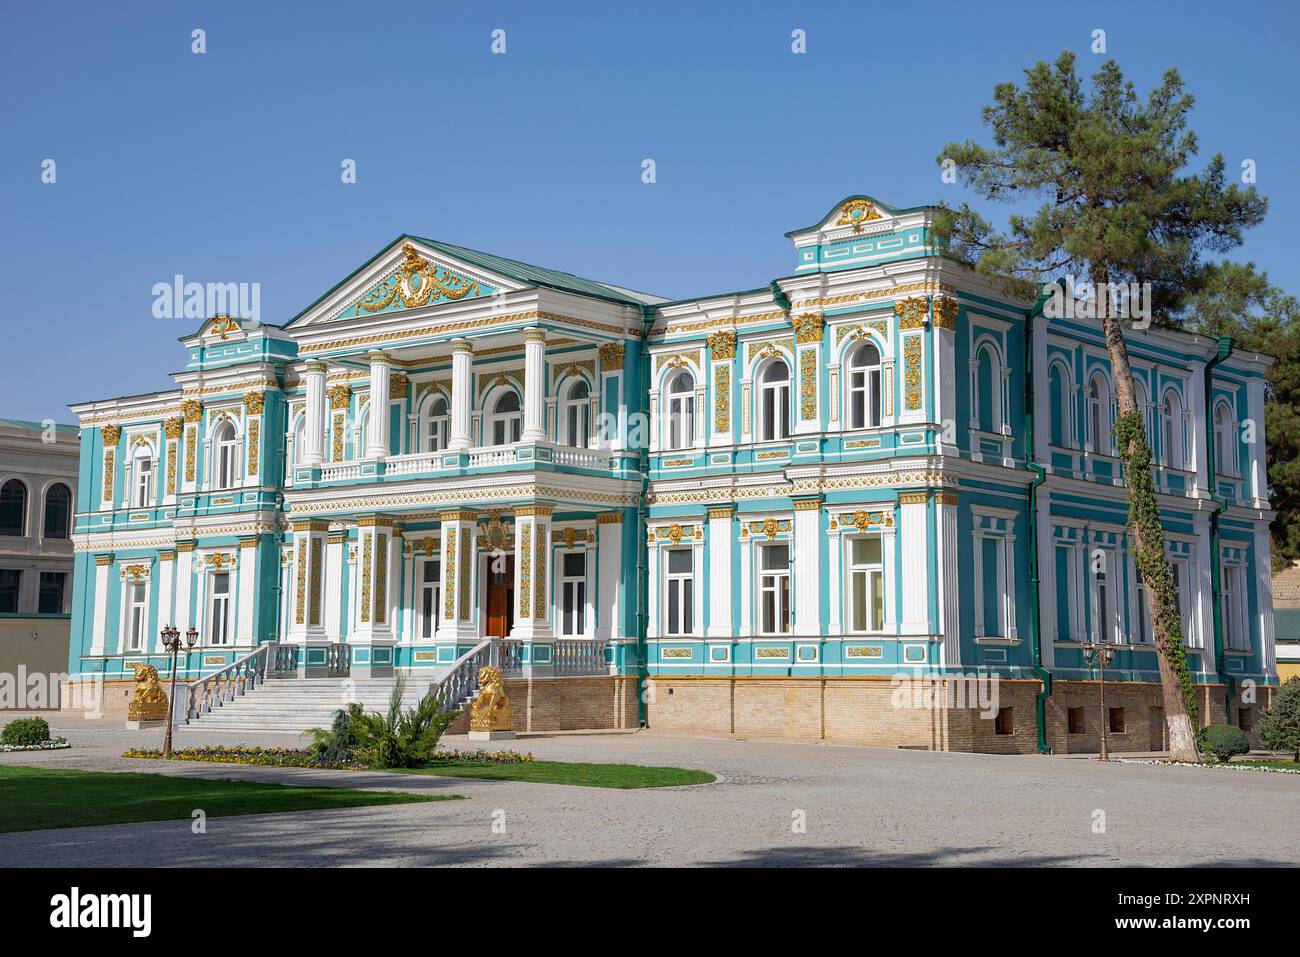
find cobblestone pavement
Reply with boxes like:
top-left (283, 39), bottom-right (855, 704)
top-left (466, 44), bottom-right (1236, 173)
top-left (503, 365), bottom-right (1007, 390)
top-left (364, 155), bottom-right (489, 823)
top-left (2, 712), bottom-right (1297, 867)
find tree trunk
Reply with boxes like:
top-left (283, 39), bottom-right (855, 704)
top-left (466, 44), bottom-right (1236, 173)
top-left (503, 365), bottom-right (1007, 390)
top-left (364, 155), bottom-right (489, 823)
top-left (1093, 265), bottom-right (1202, 763)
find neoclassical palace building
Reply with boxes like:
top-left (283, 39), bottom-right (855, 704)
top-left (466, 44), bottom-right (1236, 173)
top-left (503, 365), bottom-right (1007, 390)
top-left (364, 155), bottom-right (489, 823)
top-left (64, 195), bottom-right (1280, 752)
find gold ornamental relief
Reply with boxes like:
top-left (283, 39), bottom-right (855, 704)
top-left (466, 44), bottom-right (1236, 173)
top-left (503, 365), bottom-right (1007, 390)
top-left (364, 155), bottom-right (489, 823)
top-left (835, 198), bottom-right (883, 232)
top-left (706, 330), bottom-right (737, 360)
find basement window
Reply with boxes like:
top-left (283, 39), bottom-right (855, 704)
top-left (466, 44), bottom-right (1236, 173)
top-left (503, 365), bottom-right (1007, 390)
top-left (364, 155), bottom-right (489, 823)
top-left (1067, 707), bottom-right (1085, 734)
top-left (994, 707), bottom-right (1014, 736)
top-left (1108, 707), bottom-right (1126, 734)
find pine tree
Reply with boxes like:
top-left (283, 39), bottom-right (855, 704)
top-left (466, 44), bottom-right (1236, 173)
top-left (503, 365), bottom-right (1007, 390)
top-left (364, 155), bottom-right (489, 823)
top-left (1257, 677), bottom-right (1300, 762)
top-left (935, 52), bottom-right (1267, 762)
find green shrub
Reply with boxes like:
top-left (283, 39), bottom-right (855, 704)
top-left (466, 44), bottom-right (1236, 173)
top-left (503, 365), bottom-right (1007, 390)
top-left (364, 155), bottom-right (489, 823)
top-left (2, 717), bottom-right (51, 747)
top-left (350, 678), bottom-right (458, 769)
top-left (1200, 723), bottom-right (1251, 763)
top-left (1257, 677), bottom-right (1300, 761)
top-left (307, 703), bottom-right (363, 763)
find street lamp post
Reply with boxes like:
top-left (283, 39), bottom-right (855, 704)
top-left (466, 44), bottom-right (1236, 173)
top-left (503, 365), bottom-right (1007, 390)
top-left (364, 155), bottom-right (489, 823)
top-left (160, 625), bottom-right (199, 758)
top-left (1080, 641), bottom-right (1117, 761)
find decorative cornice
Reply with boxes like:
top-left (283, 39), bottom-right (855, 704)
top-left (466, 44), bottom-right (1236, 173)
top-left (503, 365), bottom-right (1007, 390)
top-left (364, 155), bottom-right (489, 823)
top-left (438, 509), bottom-right (480, 522)
top-left (596, 511), bottom-right (625, 524)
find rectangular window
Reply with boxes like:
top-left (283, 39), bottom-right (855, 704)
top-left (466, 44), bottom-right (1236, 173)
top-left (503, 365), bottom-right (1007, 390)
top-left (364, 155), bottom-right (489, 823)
top-left (1067, 707), bottom-right (1085, 734)
top-left (133, 457), bottom-right (153, 508)
top-left (419, 558), bottom-right (441, 639)
top-left (0, 569), bottom-right (19, 613)
top-left (759, 543), bottom-right (790, 635)
top-left (1170, 560), bottom-right (1193, 645)
top-left (209, 572), bottom-right (231, 646)
top-left (38, 572), bottom-right (66, 614)
top-left (1223, 564), bottom-right (1248, 651)
top-left (126, 581), bottom-right (147, 651)
top-left (1094, 553), bottom-right (1111, 643)
top-left (1135, 578), bottom-right (1153, 643)
top-left (1054, 545), bottom-right (1075, 641)
top-left (1108, 707), bottom-right (1126, 734)
top-left (560, 552), bottom-right (586, 636)
top-left (665, 548), bottom-right (693, 636)
top-left (848, 536), bottom-right (884, 633)
top-left (995, 707), bottom-right (1014, 736)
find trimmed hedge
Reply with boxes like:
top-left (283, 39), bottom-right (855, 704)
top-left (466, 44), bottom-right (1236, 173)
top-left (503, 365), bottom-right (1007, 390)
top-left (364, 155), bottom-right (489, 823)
top-left (1, 717), bottom-right (51, 747)
top-left (1200, 723), bottom-right (1251, 763)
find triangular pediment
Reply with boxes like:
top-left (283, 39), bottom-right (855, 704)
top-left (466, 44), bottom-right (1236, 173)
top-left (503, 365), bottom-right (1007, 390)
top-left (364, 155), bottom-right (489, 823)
top-left (288, 237), bottom-right (516, 329)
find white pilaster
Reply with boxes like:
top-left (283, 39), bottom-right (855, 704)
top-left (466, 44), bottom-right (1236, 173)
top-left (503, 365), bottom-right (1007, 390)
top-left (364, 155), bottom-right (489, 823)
top-left (155, 551), bottom-right (176, 651)
top-left (236, 536), bottom-right (258, 643)
top-left (1188, 360), bottom-right (1208, 495)
top-left (510, 506), bottom-right (553, 639)
top-left (706, 507), bottom-right (734, 637)
top-left (936, 492), bottom-right (961, 666)
top-left (1246, 376), bottom-right (1268, 507)
top-left (174, 542), bottom-right (194, 636)
top-left (365, 352), bottom-right (392, 460)
top-left (437, 510), bottom-right (479, 640)
top-left (302, 362), bottom-right (327, 466)
top-left (89, 555), bottom-right (112, 655)
top-left (792, 500), bottom-right (821, 636)
top-left (899, 492), bottom-right (930, 634)
top-left (325, 533), bottom-right (344, 640)
top-left (287, 521), bottom-right (328, 640)
top-left (595, 512), bottom-right (623, 640)
top-left (352, 518), bottom-right (394, 641)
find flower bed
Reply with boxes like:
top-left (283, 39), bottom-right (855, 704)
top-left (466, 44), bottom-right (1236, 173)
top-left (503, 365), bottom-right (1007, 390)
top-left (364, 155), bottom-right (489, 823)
top-left (0, 738), bottom-right (70, 753)
top-left (1118, 757), bottom-right (1300, 774)
top-left (122, 745), bottom-right (534, 770)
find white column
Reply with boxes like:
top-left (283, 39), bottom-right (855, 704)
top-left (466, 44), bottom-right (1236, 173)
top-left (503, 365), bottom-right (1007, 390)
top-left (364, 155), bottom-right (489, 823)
top-left (1255, 526), bottom-right (1276, 674)
top-left (302, 362), bottom-right (327, 466)
top-left (522, 327), bottom-right (547, 443)
top-left (325, 533), bottom-right (344, 640)
top-left (365, 351), bottom-right (392, 459)
top-left (89, 555), bottom-right (112, 655)
top-left (155, 551), bottom-right (176, 649)
top-left (174, 542), bottom-right (194, 636)
top-left (707, 507), bottom-right (734, 637)
top-left (899, 492), bottom-right (930, 634)
top-left (793, 500), bottom-right (821, 636)
top-left (935, 492), bottom-right (961, 667)
top-left (595, 512), bottom-right (623, 640)
top-left (236, 536), bottom-right (258, 643)
top-left (448, 340), bottom-right (473, 451)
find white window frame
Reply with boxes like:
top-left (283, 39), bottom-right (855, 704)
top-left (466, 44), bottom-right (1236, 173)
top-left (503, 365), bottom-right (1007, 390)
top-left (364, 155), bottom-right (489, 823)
top-left (558, 549), bottom-right (588, 637)
top-left (425, 397), bottom-right (449, 454)
top-left (123, 580), bottom-right (149, 652)
top-left (213, 421), bottom-right (239, 490)
top-left (1091, 549), bottom-right (1117, 643)
top-left (664, 371), bottom-right (695, 451)
top-left (758, 360), bottom-right (791, 442)
top-left (1088, 374), bottom-right (1112, 454)
top-left (846, 342), bottom-right (882, 430)
top-left (131, 449), bottom-right (154, 508)
top-left (1214, 402), bottom-right (1237, 477)
top-left (846, 534), bottom-right (884, 633)
top-left (488, 391), bottom-right (522, 447)
top-left (757, 541), bottom-right (791, 636)
top-left (418, 555), bottom-right (441, 640)
top-left (208, 570), bottom-right (232, 646)
top-left (664, 547), bottom-right (694, 636)
top-left (560, 380), bottom-right (591, 449)
top-left (1161, 391), bottom-right (1185, 469)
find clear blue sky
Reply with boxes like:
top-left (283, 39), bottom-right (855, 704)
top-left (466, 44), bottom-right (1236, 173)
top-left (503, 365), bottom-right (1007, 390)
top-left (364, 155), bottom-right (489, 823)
top-left (2, 0), bottom-right (1297, 423)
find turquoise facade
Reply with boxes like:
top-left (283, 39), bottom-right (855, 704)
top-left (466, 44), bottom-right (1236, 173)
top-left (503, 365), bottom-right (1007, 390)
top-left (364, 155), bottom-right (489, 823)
top-left (66, 195), bottom-right (1279, 708)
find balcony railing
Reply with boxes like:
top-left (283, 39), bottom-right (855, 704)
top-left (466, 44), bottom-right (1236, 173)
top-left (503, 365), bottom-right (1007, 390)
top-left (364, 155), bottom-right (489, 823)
top-left (308, 441), bottom-right (613, 485)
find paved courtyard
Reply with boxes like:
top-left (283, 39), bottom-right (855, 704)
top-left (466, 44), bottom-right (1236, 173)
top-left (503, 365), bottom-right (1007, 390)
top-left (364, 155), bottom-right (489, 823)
top-left (2, 712), bottom-right (1297, 867)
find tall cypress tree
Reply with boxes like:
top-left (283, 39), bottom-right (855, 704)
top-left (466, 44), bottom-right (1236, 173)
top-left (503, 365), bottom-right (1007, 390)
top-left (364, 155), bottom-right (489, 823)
top-left (935, 52), bottom-right (1267, 761)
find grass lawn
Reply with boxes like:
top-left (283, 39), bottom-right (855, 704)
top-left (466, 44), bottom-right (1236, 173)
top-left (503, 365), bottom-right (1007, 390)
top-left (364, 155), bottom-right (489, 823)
top-left (0, 764), bottom-right (459, 833)
top-left (400, 759), bottom-right (715, 789)
top-left (1228, 759), bottom-right (1300, 771)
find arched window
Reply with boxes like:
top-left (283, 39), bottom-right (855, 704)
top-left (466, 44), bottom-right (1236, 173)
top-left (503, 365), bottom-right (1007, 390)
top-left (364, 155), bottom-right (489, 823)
top-left (425, 397), bottom-right (449, 453)
top-left (130, 445), bottom-right (154, 508)
top-left (0, 479), bottom-right (27, 537)
top-left (560, 379), bottom-right (590, 448)
top-left (664, 371), bottom-right (695, 450)
top-left (489, 391), bottom-right (522, 446)
top-left (1088, 374), bottom-right (1111, 454)
top-left (1048, 362), bottom-right (1070, 447)
top-left (1214, 402), bottom-right (1236, 476)
top-left (1161, 390), bottom-right (1184, 469)
top-left (759, 360), bottom-right (791, 441)
top-left (212, 420), bottom-right (238, 490)
top-left (43, 483), bottom-right (71, 539)
top-left (846, 342), bottom-right (882, 429)
top-left (974, 345), bottom-right (1000, 433)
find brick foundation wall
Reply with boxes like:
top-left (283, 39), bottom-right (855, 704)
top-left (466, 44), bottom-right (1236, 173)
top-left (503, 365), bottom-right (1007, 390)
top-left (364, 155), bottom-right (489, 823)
top-left (448, 675), bottom-right (639, 734)
top-left (646, 675), bottom-right (1277, 754)
top-left (59, 678), bottom-right (195, 721)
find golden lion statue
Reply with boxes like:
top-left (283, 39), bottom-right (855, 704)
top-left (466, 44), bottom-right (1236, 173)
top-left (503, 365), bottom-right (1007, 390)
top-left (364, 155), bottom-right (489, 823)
top-left (128, 663), bottom-right (169, 721)
top-left (470, 666), bottom-right (512, 732)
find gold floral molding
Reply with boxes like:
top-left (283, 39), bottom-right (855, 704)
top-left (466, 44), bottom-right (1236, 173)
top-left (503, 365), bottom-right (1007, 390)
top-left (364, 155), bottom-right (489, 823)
top-left (835, 320), bottom-right (890, 345)
top-left (207, 315), bottom-right (240, 339)
top-left (327, 384), bottom-right (351, 410)
top-left (652, 523), bottom-right (698, 545)
top-left (181, 399), bottom-right (203, 423)
top-left (932, 295), bottom-right (959, 330)
top-left (163, 417), bottom-right (184, 440)
top-left (896, 297), bottom-right (927, 329)
top-left (598, 342), bottom-right (625, 366)
top-left (835, 199), bottom-right (883, 232)
top-left (706, 330), bottom-right (736, 360)
top-left (793, 314), bottom-right (824, 344)
top-left (389, 374), bottom-right (409, 400)
top-left (100, 424), bottom-right (122, 445)
top-left (655, 351), bottom-right (701, 373)
top-left (353, 243), bottom-right (482, 315)
top-left (243, 390), bottom-right (265, 415)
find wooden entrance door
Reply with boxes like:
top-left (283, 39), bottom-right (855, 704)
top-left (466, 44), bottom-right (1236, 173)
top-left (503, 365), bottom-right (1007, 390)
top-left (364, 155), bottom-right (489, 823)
top-left (485, 555), bottom-right (514, 638)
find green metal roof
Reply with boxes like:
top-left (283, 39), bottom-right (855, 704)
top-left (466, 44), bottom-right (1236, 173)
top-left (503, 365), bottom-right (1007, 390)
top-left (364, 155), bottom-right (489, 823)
top-left (285, 234), bottom-right (665, 329)
top-left (0, 417), bottom-right (79, 435)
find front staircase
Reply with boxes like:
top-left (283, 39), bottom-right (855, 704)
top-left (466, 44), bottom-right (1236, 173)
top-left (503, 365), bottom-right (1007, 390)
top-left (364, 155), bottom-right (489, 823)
top-left (182, 678), bottom-right (444, 734)
top-left (175, 638), bottom-right (608, 734)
